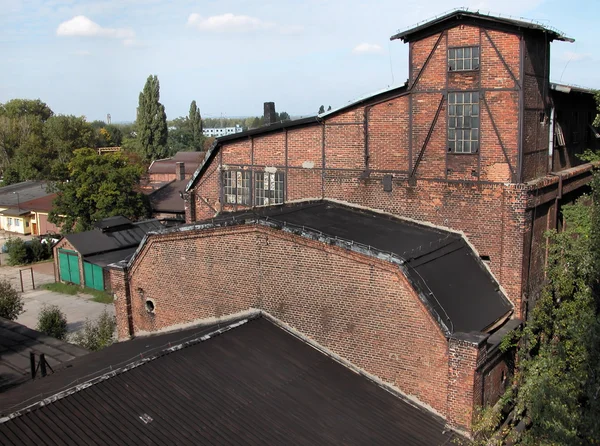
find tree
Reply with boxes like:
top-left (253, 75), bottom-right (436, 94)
top-left (137, 75), bottom-right (168, 160)
top-left (5, 237), bottom-right (29, 265)
top-left (0, 99), bottom-right (53, 122)
top-left (0, 279), bottom-right (23, 321)
top-left (318, 105), bottom-right (325, 114)
top-left (189, 100), bottom-right (202, 137)
top-left (70, 309), bottom-right (116, 351)
top-left (277, 112), bottom-right (291, 122)
top-left (37, 305), bottom-right (68, 340)
top-left (49, 148), bottom-right (150, 233)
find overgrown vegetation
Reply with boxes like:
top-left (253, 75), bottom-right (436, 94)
top-left (41, 282), bottom-right (114, 303)
top-left (0, 279), bottom-right (23, 320)
top-left (5, 237), bottom-right (53, 265)
top-left (37, 305), bottom-right (67, 340)
top-left (70, 309), bottom-right (116, 351)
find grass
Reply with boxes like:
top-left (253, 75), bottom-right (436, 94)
top-left (41, 282), bottom-right (114, 304)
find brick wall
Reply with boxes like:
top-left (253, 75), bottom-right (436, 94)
top-left (53, 238), bottom-right (83, 287)
top-left (114, 224), bottom-right (452, 416)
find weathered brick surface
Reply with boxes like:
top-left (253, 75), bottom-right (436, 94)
top-left (116, 224), bottom-right (450, 414)
top-left (53, 238), bottom-right (84, 288)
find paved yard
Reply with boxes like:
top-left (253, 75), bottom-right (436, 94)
top-left (16, 288), bottom-right (115, 333)
top-left (0, 260), bottom-right (115, 333)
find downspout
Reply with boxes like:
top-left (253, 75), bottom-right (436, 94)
top-left (548, 106), bottom-right (555, 173)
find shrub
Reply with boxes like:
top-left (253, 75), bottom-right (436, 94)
top-left (70, 309), bottom-right (116, 351)
top-left (37, 305), bottom-right (68, 340)
top-left (0, 279), bottom-right (23, 320)
top-left (5, 237), bottom-right (30, 265)
top-left (29, 238), bottom-right (49, 262)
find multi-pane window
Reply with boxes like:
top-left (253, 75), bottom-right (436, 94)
top-left (448, 92), bottom-right (480, 153)
top-left (448, 47), bottom-right (480, 71)
top-left (254, 172), bottom-right (284, 206)
top-left (223, 170), bottom-right (250, 205)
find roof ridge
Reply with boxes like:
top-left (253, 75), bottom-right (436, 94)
top-left (0, 317), bottom-right (255, 423)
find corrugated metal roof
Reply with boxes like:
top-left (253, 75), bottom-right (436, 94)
top-left (0, 316), bottom-right (461, 445)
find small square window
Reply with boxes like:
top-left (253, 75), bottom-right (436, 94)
top-left (448, 46), bottom-right (480, 72)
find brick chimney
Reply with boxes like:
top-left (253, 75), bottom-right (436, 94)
top-left (264, 102), bottom-right (276, 126)
top-left (176, 162), bottom-right (185, 181)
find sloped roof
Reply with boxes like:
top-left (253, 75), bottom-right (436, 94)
top-left (17, 193), bottom-right (57, 213)
top-left (0, 182), bottom-right (51, 208)
top-left (391, 9), bottom-right (574, 42)
top-left (0, 318), bottom-right (88, 393)
top-left (64, 219), bottom-right (163, 257)
top-left (152, 201), bottom-right (512, 334)
top-left (148, 152), bottom-right (205, 175)
top-left (0, 316), bottom-right (461, 444)
top-left (149, 179), bottom-right (186, 214)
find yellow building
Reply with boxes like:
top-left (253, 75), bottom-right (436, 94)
top-left (0, 209), bottom-right (33, 235)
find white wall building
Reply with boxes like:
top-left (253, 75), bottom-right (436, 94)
top-left (203, 125), bottom-right (244, 138)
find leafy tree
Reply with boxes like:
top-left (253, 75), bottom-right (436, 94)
top-left (137, 75), bottom-right (168, 160)
top-left (70, 309), bottom-right (116, 351)
top-left (5, 237), bottom-right (30, 265)
top-left (189, 100), bottom-right (203, 145)
top-left (0, 279), bottom-right (23, 321)
top-left (277, 112), bottom-right (291, 122)
top-left (49, 148), bottom-right (150, 233)
top-left (37, 305), bottom-right (68, 340)
top-left (167, 117), bottom-right (194, 153)
top-left (318, 105), bottom-right (325, 114)
top-left (44, 115), bottom-right (94, 164)
top-left (0, 99), bottom-right (53, 122)
top-left (250, 117), bottom-right (261, 129)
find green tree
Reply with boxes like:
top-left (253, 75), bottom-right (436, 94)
top-left (318, 105), bottom-right (325, 114)
top-left (37, 305), bottom-right (68, 340)
top-left (49, 148), bottom-right (150, 233)
top-left (0, 279), bottom-right (23, 321)
top-left (0, 99), bottom-right (53, 122)
top-left (70, 309), bottom-right (116, 351)
top-left (137, 75), bottom-right (168, 160)
top-left (189, 100), bottom-right (203, 146)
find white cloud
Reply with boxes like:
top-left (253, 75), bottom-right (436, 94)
top-left (187, 13), bottom-right (302, 34)
top-left (56, 15), bottom-right (135, 42)
top-left (353, 43), bottom-right (383, 55)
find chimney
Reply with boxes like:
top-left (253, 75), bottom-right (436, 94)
top-left (176, 162), bottom-right (185, 181)
top-left (263, 102), bottom-right (276, 126)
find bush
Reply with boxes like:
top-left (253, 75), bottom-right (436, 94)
top-left (5, 237), bottom-right (53, 266)
top-left (70, 309), bottom-right (116, 351)
top-left (37, 305), bottom-right (68, 340)
top-left (5, 237), bottom-right (29, 265)
top-left (0, 279), bottom-right (23, 320)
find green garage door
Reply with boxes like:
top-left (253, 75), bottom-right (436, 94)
top-left (58, 249), bottom-right (80, 285)
top-left (83, 261), bottom-right (104, 291)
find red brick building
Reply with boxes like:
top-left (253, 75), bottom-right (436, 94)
top-left (108, 10), bottom-right (598, 436)
top-left (185, 11), bottom-right (598, 318)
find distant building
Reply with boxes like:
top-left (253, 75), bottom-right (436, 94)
top-left (202, 125), bottom-right (243, 138)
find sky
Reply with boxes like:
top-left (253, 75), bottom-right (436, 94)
top-left (0, 0), bottom-right (597, 122)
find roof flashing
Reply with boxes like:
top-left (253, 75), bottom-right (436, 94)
top-left (391, 8), bottom-right (573, 43)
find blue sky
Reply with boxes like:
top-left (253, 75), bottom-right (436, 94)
top-left (0, 0), bottom-right (597, 122)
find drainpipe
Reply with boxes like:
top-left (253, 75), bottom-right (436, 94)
top-left (548, 106), bottom-right (555, 173)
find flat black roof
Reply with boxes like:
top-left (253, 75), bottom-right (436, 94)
top-left (0, 318), bottom-right (88, 394)
top-left (64, 219), bottom-right (163, 257)
top-left (391, 9), bottom-right (573, 43)
top-left (0, 316), bottom-right (461, 444)
top-left (178, 201), bottom-right (512, 334)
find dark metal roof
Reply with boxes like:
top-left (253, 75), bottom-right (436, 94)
top-left (170, 201), bottom-right (512, 334)
top-left (0, 316), bottom-right (461, 444)
top-left (83, 247), bottom-right (138, 267)
top-left (0, 208), bottom-right (31, 217)
top-left (391, 9), bottom-right (574, 43)
top-left (94, 216), bottom-right (132, 230)
top-left (65, 219), bottom-right (163, 257)
top-left (148, 152), bottom-right (205, 175)
top-left (0, 318), bottom-right (88, 394)
top-left (0, 181), bottom-right (52, 208)
top-left (149, 179), bottom-right (186, 214)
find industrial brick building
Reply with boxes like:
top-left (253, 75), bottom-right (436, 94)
top-left (107, 9), bottom-right (598, 435)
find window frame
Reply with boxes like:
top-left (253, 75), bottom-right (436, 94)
top-left (254, 171), bottom-right (285, 207)
top-left (222, 170), bottom-right (251, 206)
top-left (448, 46), bottom-right (480, 72)
top-left (447, 91), bottom-right (480, 154)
